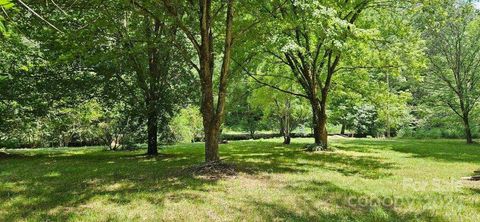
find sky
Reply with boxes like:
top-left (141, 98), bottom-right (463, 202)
top-left (475, 2), bottom-right (480, 9)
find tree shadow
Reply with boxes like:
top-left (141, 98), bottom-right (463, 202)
top-left (0, 149), bottom-right (216, 221)
top-left (338, 139), bottom-right (480, 163)
top-left (0, 141), bottom-right (395, 221)
top-left (245, 180), bottom-right (446, 221)
top-left (222, 141), bottom-right (395, 179)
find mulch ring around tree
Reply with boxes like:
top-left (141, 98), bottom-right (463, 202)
top-left (181, 160), bottom-right (254, 180)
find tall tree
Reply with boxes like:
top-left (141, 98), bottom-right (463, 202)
top-left (423, 1), bottom-right (480, 144)
top-left (251, 1), bottom-right (384, 149)
top-left (243, 0), bottom-right (424, 148)
top-left (13, 1), bottom-right (194, 154)
top-left (161, 0), bottom-right (237, 162)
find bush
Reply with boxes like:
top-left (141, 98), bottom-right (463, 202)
top-left (398, 126), bottom-right (479, 139)
top-left (169, 106), bottom-right (203, 143)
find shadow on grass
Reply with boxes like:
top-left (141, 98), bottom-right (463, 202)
top-left (222, 141), bottom-right (395, 179)
top-left (0, 141), bottom-right (395, 221)
top-left (0, 149), bottom-right (213, 221)
top-left (247, 180), bottom-right (445, 221)
top-left (338, 139), bottom-right (480, 163)
top-left (466, 188), bottom-right (480, 195)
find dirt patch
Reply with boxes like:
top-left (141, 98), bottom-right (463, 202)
top-left (122, 153), bottom-right (177, 161)
top-left (181, 160), bottom-right (254, 180)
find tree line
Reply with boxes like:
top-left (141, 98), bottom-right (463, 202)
top-left (1, 0), bottom-right (480, 163)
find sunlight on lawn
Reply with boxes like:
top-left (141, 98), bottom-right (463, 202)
top-left (1, 138), bottom-right (480, 221)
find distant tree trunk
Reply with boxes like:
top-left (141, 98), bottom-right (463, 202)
top-left (386, 124), bottom-right (391, 138)
top-left (283, 135), bottom-right (291, 145)
top-left (146, 95), bottom-right (158, 155)
top-left (283, 114), bottom-right (291, 144)
top-left (279, 117), bottom-right (285, 136)
top-left (463, 116), bottom-right (473, 144)
top-left (250, 129), bottom-right (255, 140)
top-left (145, 18), bottom-right (161, 156)
top-left (274, 99), bottom-right (291, 144)
top-left (340, 123), bottom-right (346, 135)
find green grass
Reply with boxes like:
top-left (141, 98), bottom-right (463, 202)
top-left (1, 138), bottom-right (480, 221)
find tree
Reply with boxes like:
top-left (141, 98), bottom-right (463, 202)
top-left (223, 76), bottom-right (265, 139)
top-left (423, 1), bottom-right (480, 143)
top-left (251, 87), bottom-right (310, 144)
top-left (226, 98), bottom-right (264, 139)
top-left (248, 69), bottom-right (310, 144)
top-left (161, 0), bottom-right (239, 162)
top-left (250, 0), bottom-right (419, 149)
top-left (262, 1), bottom-right (369, 149)
top-left (329, 85), bottom-right (361, 135)
top-left (98, 101), bottom-right (144, 150)
top-left (169, 105), bottom-right (203, 143)
top-left (13, 1), bottom-right (198, 154)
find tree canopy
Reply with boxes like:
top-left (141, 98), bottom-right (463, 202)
top-left (1, 0), bottom-right (480, 159)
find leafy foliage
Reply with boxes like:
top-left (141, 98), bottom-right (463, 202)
top-left (169, 105), bottom-right (203, 143)
top-left (2, 0), bottom-right (480, 150)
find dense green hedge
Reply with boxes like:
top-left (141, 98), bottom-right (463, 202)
top-left (398, 127), bottom-right (480, 139)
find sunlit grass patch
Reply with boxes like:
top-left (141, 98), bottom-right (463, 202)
top-left (1, 138), bottom-right (480, 221)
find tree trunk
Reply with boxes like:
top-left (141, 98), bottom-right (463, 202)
top-left (283, 135), bottom-right (291, 145)
top-left (146, 96), bottom-right (158, 155)
top-left (463, 116), bottom-right (473, 144)
top-left (311, 98), bottom-right (328, 147)
top-left (279, 117), bottom-right (285, 136)
top-left (283, 114), bottom-right (291, 145)
top-left (198, 0), bottom-right (235, 163)
top-left (144, 18), bottom-right (162, 156)
top-left (204, 125), bottom-right (220, 162)
top-left (198, 12), bottom-right (220, 162)
top-left (250, 129), bottom-right (255, 139)
top-left (340, 123), bottom-right (346, 135)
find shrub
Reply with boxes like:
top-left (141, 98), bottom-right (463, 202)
top-left (169, 106), bottom-right (203, 143)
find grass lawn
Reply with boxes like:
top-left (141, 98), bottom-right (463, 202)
top-left (1, 138), bottom-right (480, 221)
